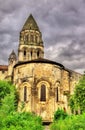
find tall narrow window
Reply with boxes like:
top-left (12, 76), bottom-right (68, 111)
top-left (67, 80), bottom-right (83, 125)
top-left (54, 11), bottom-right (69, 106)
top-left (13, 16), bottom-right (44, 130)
top-left (40, 84), bottom-right (46, 101)
top-left (37, 51), bottom-right (39, 58)
top-left (56, 87), bottom-right (59, 102)
top-left (31, 51), bottom-right (32, 56)
top-left (30, 51), bottom-right (33, 59)
top-left (24, 50), bottom-right (26, 56)
top-left (24, 86), bottom-right (27, 102)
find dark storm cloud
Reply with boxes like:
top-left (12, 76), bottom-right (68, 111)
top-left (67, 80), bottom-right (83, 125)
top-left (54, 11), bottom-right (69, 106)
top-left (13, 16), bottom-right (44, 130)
top-left (0, 0), bottom-right (85, 73)
top-left (47, 39), bottom-right (85, 73)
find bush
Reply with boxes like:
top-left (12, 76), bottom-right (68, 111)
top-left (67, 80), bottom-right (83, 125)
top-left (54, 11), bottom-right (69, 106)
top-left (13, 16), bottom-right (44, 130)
top-left (69, 73), bottom-right (85, 113)
top-left (0, 80), bottom-right (12, 104)
top-left (0, 80), bottom-right (44, 130)
top-left (1, 112), bottom-right (43, 130)
top-left (54, 108), bottom-right (68, 121)
top-left (50, 113), bottom-right (85, 130)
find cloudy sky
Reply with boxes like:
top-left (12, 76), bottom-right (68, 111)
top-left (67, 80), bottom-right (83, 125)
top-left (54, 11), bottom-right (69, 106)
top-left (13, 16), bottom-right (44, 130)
top-left (0, 0), bottom-right (85, 74)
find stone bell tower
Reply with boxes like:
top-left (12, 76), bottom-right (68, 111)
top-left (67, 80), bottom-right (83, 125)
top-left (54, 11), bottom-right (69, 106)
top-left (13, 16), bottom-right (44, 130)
top-left (18, 14), bottom-right (44, 61)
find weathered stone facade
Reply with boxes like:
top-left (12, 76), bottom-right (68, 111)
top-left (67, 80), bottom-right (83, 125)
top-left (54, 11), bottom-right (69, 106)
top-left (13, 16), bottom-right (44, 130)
top-left (0, 65), bottom-right (8, 80)
top-left (0, 14), bottom-right (82, 122)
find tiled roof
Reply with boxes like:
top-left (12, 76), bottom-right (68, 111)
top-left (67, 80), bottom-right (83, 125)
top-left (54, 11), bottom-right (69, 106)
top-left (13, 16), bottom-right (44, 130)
top-left (0, 65), bottom-right (8, 71)
top-left (14, 58), bottom-right (64, 68)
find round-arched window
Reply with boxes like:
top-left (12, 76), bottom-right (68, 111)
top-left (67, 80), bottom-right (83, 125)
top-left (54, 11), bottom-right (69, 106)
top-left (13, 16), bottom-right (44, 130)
top-left (40, 84), bottom-right (46, 101)
top-left (24, 86), bottom-right (27, 102)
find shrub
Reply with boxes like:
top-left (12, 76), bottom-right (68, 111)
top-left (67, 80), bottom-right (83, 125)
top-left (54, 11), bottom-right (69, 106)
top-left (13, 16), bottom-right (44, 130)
top-left (54, 108), bottom-right (68, 121)
top-left (69, 73), bottom-right (85, 113)
top-left (50, 113), bottom-right (85, 130)
top-left (1, 112), bottom-right (43, 130)
top-left (0, 80), bottom-right (44, 130)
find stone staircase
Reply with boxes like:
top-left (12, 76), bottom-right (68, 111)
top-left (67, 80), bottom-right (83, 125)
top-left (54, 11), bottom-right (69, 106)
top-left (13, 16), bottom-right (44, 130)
top-left (44, 125), bottom-right (50, 130)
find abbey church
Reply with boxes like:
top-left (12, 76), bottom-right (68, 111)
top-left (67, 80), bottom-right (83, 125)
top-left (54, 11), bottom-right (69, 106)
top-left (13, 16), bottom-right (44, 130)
top-left (0, 14), bottom-right (82, 122)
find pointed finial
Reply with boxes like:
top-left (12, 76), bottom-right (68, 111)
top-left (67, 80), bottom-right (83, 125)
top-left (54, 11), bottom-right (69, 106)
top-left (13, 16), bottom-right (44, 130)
top-left (21, 14), bottom-right (40, 31)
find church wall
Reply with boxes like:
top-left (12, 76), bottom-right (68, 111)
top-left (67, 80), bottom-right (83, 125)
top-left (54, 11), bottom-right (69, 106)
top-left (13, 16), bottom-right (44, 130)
top-left (0, 70), bottom-right (8, 80)
top-left (69, 71), bottom-right (82, 95)
top-left (13, 62), bottom-right (71, 121)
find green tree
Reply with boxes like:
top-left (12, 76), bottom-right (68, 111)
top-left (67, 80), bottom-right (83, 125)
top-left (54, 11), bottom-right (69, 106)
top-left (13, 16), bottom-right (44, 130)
top-left (1, 112), bottom-right (43, 130)
top-left (0, 80), bottom-right (11, 104)
top-left (0, 80), bottom-right (18, 109)
top-left (69, 73), bottom-right (85, 113)
top-left (74, 73), bottom-right (85, 113)
top-left (0, 80), bottom-right (43, 130)
top-left (50, 113), bottom-right (85, 130)
top-left (0, 80), bottom-right (17, 129)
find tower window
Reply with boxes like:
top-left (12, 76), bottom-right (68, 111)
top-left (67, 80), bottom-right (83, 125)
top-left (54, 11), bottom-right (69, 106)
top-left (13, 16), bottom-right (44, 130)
top-left (56, 87), bottom-right (59, 102)
top-left (24, 50), bottom-right (26, 56)
top-left (24, 86), bottom-right (27, 102)
top-left (37, 51), bottom-right (39, 58)
top-left (31, 51), bottom-right (32, 58)
top-left (40, 84), bottom-right (46, 101)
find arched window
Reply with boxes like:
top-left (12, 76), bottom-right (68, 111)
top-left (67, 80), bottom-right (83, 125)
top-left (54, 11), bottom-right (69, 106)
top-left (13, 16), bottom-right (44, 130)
top-left (40, 84), bottom-right (46, 101)
top-left (24, 86), bottom-right (27, 102)
top-left (56, 87), bottom-right (59, 102)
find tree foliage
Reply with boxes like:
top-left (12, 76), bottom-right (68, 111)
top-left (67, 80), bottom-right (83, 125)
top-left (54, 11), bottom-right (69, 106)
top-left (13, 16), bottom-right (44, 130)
top-left (0, 81), bottom-right (12, 104)
top-left (74, 74), bottom-right (85, 113)
top-left (0, 80), bottom-right (17, 111)
top-left (69, 73), bottom-right (85, 113)
top-left (50, 113), bottom-right (85, 130)
top-left (0, 80), bottom-right (43, 130)
top-left (1, 112), bottom-right (43, 130)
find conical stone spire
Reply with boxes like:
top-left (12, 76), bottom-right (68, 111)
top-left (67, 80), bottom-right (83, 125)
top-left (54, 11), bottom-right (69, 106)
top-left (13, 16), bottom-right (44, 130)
top-left (9, 50), bottom-right (17, 60)
top-left (8, 50), bottom-right (17, 65)
top-left (22, 14), bottom-right (40, 31)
